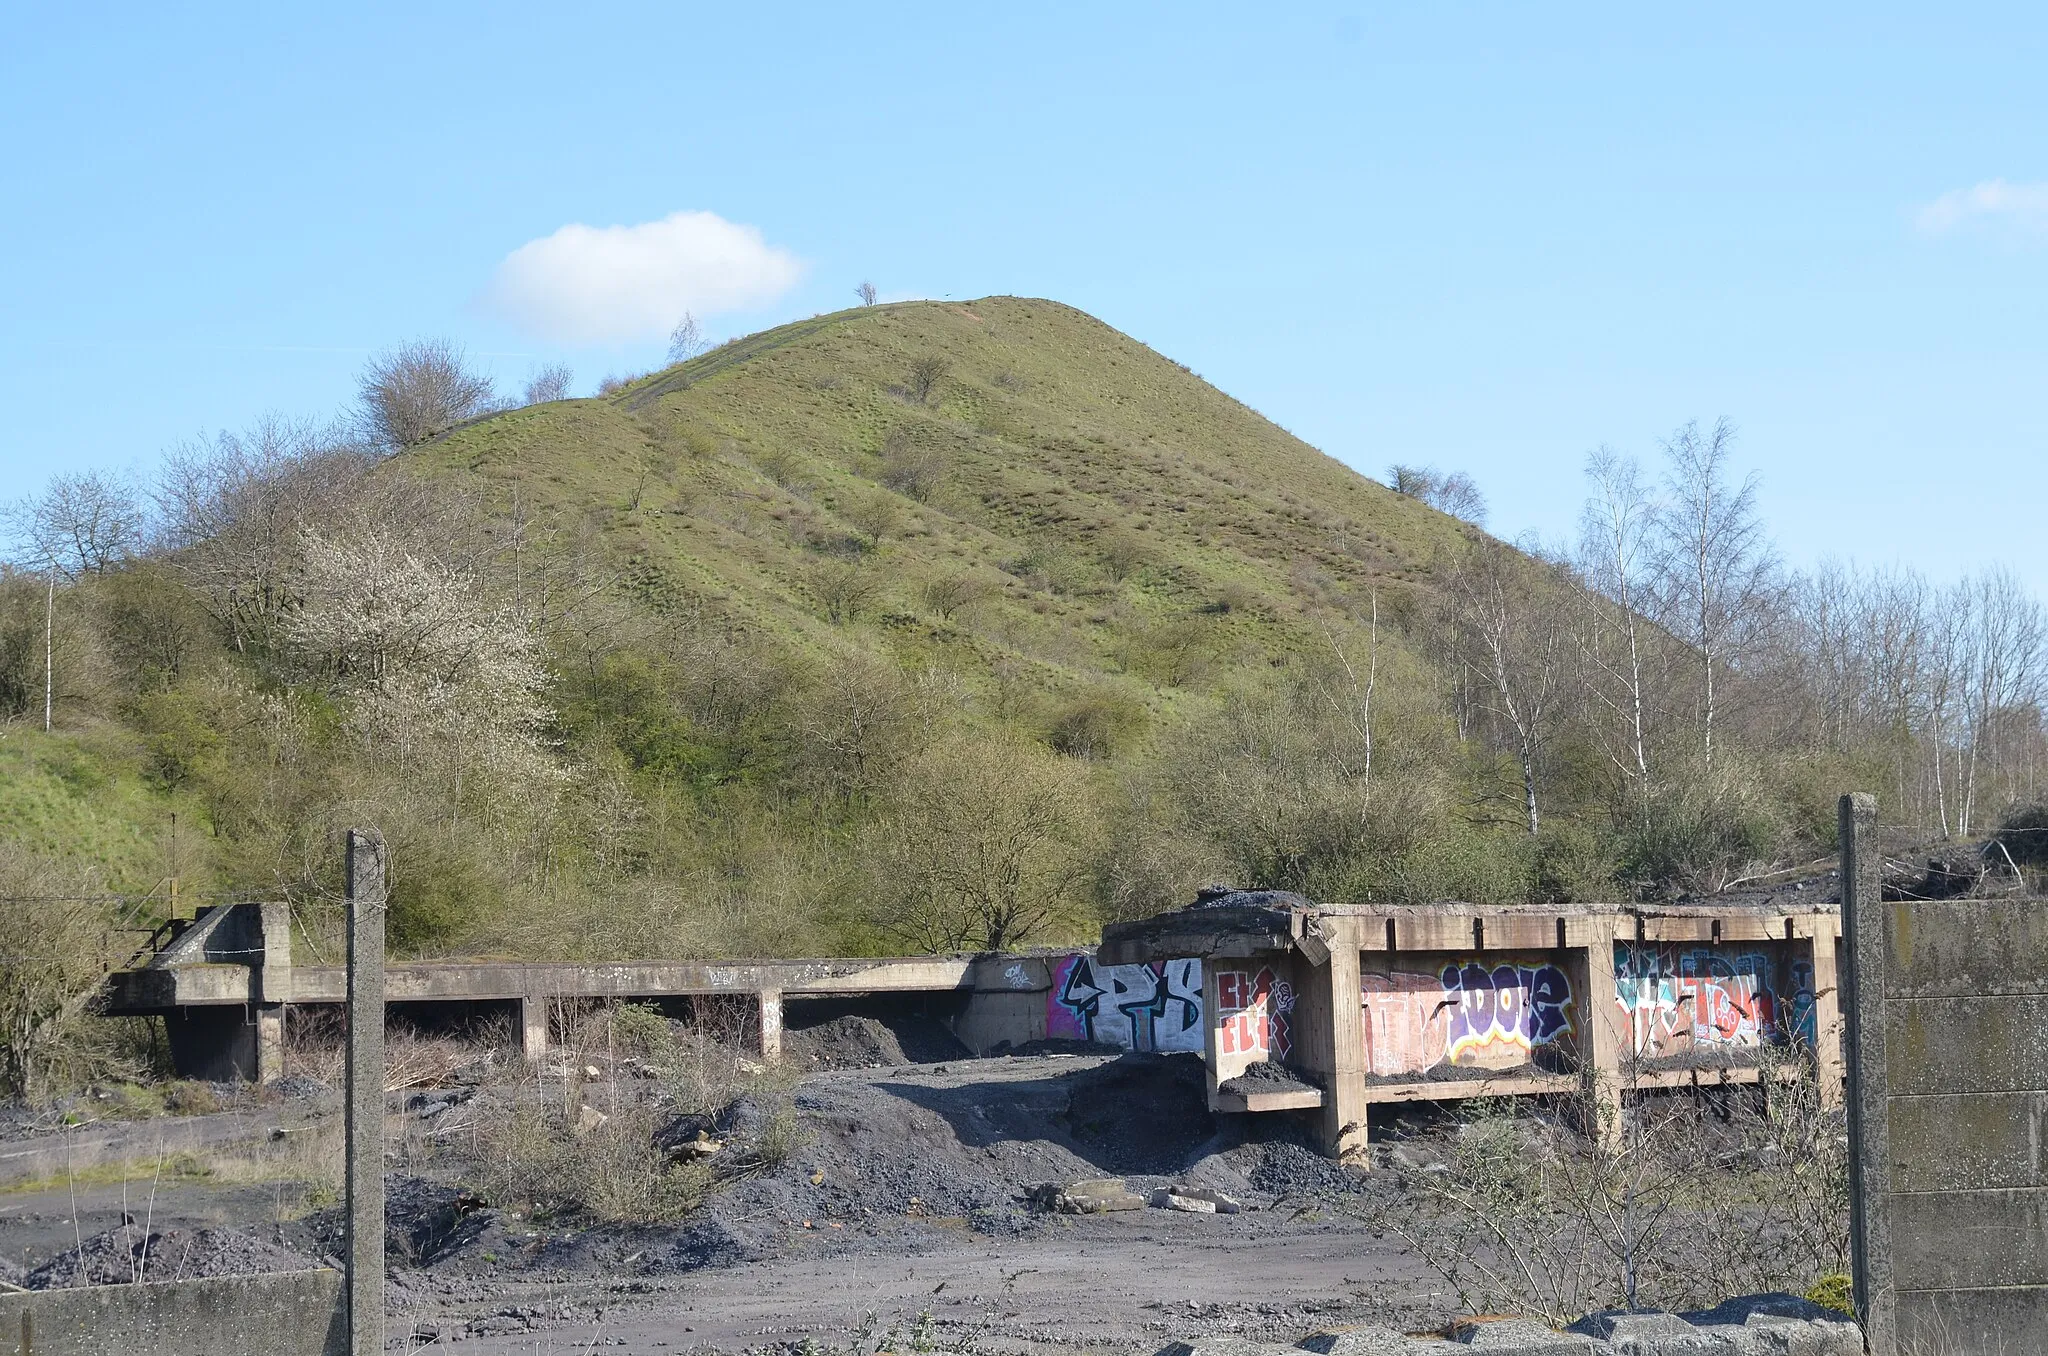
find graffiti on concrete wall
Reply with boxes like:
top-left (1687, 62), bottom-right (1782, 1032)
top-left (1443, 962), bottom-right (1575, 1064)
top-left (1048, 956), bottom-right (1204, 1053)
top-left (1613, 945), bottom-right (1813, 1056)
top-left (1360, 960), bottom-right (1578, 1075)
top-left (1217, 967), bottom-right (1294, 1060)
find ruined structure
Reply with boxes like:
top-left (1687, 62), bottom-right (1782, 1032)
top-left (1100, 888), bottom-right (1844, 1157)
top-left (106, 890), bottom-right (1846, 1165)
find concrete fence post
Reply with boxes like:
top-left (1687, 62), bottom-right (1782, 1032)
top-left (344, 829), bottom-right (386, 1356)
top-left (1839, 792), bottom-right (1893, 1355)
top-left (757, 989), bottom-right (784, 1063)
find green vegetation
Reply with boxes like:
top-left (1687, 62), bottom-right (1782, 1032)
top-left (3, 296), bottom-right (2041, 982)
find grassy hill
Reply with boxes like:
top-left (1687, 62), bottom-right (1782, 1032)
top-left (417, 297), bottom-right (1472, 715)
top-left (2, 297), bottom-right (1636, 964)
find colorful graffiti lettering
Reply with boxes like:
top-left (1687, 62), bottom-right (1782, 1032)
top-left (1442, 962), bottom-right (1575, 1064)
top-left (1217, 967), bottom-right (1294, 1060)
top-left (1360, 961), bottom-right (1578, 1074)
top-left (1048, 956), bottom-right (1204, 1053)
top-left (1613, 946), bottom-right (1809, 1056)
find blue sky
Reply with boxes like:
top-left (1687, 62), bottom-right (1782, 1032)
top-left (5, 4), bottom-right (2044, 589)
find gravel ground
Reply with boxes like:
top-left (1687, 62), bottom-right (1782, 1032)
top-left (784, 1014), bottom-right (974, 1071)
top-left (0, 1049), bottom-right (1444, 1353)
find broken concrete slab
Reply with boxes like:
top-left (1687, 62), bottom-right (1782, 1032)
top-left (1446, 1317), bottom-right (1597, 1352)
top-left (1155, 1337), bottom-right (1308, 1356)
top-left (1166, 1296), bottom-right (1862, 1356)
top-left (1296, 1327), bottom-right (1465, 1354)
top-left (1151, 1185), bottom-right (1244, 1213)
top-left (1028, 1178), bottom-right (1146, 1214)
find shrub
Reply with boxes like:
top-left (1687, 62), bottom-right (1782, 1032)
top-left (1994, 802), bottom-right (2048, 867)
top-left (905, 357), bottom-right (950, 404)
top-left (1616, 768), bottom-right (1785, 897)
top-left (477, 1099), bottom-right (708, 1225)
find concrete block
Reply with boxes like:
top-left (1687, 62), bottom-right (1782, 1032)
top-left (1889, 1186), bottom-right (2048, 1288)
top-left (1156, 1338), bottom-right (1311, 1356)
top-left (1888, 1091), bottom-right (2048, 1192)
top-left (1679, 1294), bottom-right (1862, 1355)
top-left (1895, 1285), bottom-right (2048, 1355)
top-left (1150, 1186), bottom-right (1243, 1214)
top-left (1877, 898), bottom-right (2048, 999)
top-left (1884, 994), bottom-right (2048, 1095)
top-left (1295, 1329), bottom-right (1464, 1355)
top-left (0, 1268), bottom-right (344, 1356)
top-left (1029, 1179), bottom-right (1145, 1214)
top-left (1446, 1316), bottom-right (1596, 1351)
top-left (1568, 1310), bottom-right (1726, 1351)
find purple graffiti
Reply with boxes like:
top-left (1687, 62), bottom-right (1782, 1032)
top-left (1440, 962), bottom-right (1575, 1061)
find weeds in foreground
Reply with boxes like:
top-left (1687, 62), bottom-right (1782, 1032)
top-left (1362, 1051), bottom-right (1849, 1324)
top-left (476, 1099), bottom-right (711, 1225)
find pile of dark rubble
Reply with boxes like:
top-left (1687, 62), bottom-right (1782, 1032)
top-left (23, 1224), bottom-right (323, 1290)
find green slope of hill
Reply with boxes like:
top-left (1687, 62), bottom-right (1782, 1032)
top-left (7, 297), bottom-right (1649, 966)
top-left (418, 297), bottom-right (1469, 710)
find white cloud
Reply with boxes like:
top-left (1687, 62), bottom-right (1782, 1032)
top-left (482, 210), bottom-right (804, 343)
top-left (1915, 179), bottom-right (2048, 235)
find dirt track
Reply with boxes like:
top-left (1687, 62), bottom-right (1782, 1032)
top-left (0, 1045), bottom-right (1453, 1353)
top-left (410, 1222), bottom-right (1443, 1354)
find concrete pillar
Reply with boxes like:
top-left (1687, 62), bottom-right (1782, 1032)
top-left (518, 995), bottom-right (549, 1059)
top-left (1319, 939), bottom-right (1369, 1162)
top-left (757, 990), bottom-right (783, 1063)
top-left (1579, 921), bottom-right (1627, 1148)
top-left (1805, 922), bottom-right (1846, 1108)
top-left (1201, 964), bottom-right (1223, 1113)
top-left (1840, 792), bottom-right (1894, 1355)
top-left (344, 829), bottom-right (386, 1356)
top-left (254, 1005), bottom-right (285, 1084)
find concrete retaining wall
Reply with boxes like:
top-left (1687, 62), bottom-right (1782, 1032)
top-left (0, 1268), bottom-right (343, 1356)
top-left (1842, 792), bottom-right (2048, 1355)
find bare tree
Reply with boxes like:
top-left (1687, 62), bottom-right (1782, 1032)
top-left (1959, 567), bottom-right (2044, 833)
top-left (1651, 418), bottom-right (1775, 768)
top-left (878, 427), bottom-right (948, 503)
top-left (666, 314), bottom-right (706, 365)
top-left (521, 364), bottom-right (575, 406)
top-left (844, 492), bottom-right (904, 550)
top-left (1387, 464), bottom-right (1487, 524)
top-left (6, 471), bottom-right (146, 579)
top-left (356, 339), bottom-right (498, 453)
top-left (875, 735), bottom-right (1095, 951)
top-left (1308, 591), bottom-right (1379, 791)
top-left (1575, 447), bottom-right (1657, 786)
top-left (905, 356), bottom-right (950, 404)
top-left (1446, 542), bottom-right (1568, 833)
top-left (153, 416), bottom-right (375, 653)
top-left (855, 281), bottom-right (879, 306)
top-left (919, 572), bottom-right (992, 622)
top-left (5, 471), bottom-right (146, 731)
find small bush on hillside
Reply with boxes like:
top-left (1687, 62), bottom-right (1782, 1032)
top-left (879, 428), bottom-right (949, 502)
top-left (1046, 690), bottom-right (1147, 760)
top-left (0, 845), bottom-right (139, 1102)
top-left (1616, 768), bottom-right (1785, 897)
top-left (904, 356), bottom-right (950, 404)
top-left (918, 572), bottom-right (993, 622)
top-left (355, 339), bottom-right (498, 452)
